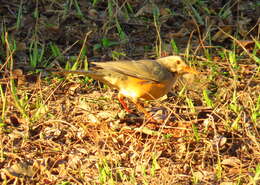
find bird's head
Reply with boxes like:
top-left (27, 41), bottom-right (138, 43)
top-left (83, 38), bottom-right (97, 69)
top-left (156, 56), bottom-right (198, 74)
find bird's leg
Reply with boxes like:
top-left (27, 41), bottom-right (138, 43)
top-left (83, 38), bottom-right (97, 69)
top-left (132, 100), bottom-right (157, 122)
top-left (117, 94), bottom-right (132, 113)
top-left (118, 94), bottom-right (157, 122)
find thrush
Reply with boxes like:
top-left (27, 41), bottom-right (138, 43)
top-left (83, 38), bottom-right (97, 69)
top-left (49, 56), bottom-right (198, 117)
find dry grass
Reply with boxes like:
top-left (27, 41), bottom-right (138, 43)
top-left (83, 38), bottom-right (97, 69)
top-left (0, 0), bottom-right (259, 184)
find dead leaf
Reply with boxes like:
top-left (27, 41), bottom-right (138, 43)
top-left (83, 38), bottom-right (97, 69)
top-left (221, 157), bottom-right (241, 167)
top-left (212, 26), bottom-right (233, 42)
top-left (193, 171), bottom-right (204, 182)
top-left (134, 127), bottom-right (161, 136)
top-left (5, 161), bottom-right (35, 178)
top-left (237, 17), bottom-right (251, 37)
top-left (237, 40), bottom-right (256, 52)
top-left (10, 115), bottom-right (20, 127)
top-left (165, 27), bottom-right (190, 38)
top-left (220, 182), bottom-right (236, 185)
top-left (135, 4), bottom-right (156, 17)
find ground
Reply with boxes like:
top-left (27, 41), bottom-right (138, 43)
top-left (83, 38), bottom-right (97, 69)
top-left (0, 0), bottom-right (259, 184)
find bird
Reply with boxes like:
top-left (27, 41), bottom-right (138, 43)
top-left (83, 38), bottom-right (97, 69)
top-left (49, 55), bottom-right (198, 118)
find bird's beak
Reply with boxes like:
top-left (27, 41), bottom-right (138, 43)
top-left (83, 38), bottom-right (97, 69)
top-left (182, 66), bottom-right (199, 74)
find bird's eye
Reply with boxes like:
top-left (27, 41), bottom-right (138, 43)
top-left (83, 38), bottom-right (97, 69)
top-left (176, 60), bottom-right (181, 64)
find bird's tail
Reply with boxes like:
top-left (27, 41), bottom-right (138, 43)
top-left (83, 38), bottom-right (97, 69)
top-left (40, 68), bottom-right (106, 80)
top-left (45, 69), bottom-right (91, 75)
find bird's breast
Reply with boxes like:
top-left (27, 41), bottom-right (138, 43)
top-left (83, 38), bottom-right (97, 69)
top-left (118, 76), bottom-right (175, 101)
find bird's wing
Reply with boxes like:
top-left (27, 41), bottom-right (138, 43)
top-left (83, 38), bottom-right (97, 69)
top-left (92, 60), bottom-right (172, 83)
